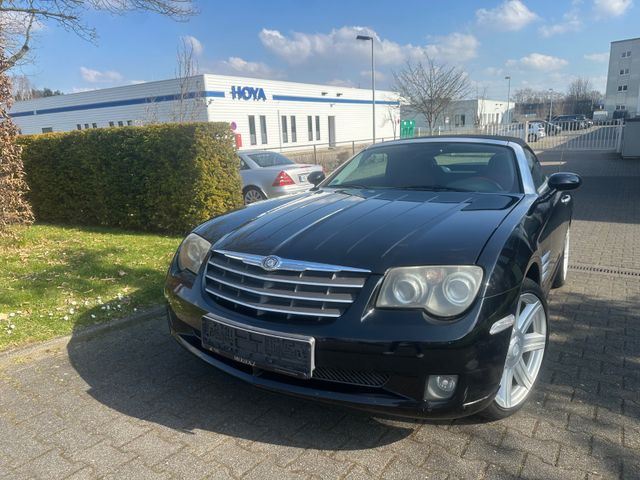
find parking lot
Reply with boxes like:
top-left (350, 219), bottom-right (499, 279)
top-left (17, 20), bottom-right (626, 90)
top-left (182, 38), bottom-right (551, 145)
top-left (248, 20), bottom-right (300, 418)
top-left (1, 150), bottom-right (639, 480)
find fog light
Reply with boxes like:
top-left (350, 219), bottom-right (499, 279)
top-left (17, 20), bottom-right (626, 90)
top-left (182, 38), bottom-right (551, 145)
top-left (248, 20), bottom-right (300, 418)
top-left (425, 375), bottom-right (459, 401)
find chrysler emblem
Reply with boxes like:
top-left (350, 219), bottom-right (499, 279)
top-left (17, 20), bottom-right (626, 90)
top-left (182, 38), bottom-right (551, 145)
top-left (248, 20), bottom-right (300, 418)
top-left (262, 255), bottom-right (281, 271)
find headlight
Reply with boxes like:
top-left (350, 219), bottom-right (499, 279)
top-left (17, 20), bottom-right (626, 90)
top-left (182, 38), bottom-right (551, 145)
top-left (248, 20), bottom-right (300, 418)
top-left (376, 266), bottom-right (483, 317)
top-left (177, 233), bottom-right (211, 274)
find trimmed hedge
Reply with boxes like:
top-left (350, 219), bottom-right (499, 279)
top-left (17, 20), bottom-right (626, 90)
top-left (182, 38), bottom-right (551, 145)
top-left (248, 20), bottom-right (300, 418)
top-left (20, 123), bottom-right (243, 233)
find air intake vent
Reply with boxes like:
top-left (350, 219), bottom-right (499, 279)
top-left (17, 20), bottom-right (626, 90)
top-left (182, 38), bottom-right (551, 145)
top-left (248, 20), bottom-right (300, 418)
top-left (313, 367), bottom-right (389, 387)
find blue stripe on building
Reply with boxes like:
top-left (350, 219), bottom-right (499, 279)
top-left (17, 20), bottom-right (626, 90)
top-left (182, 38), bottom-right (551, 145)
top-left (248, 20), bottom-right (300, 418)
top-left (10, 90), bottom-right (399, 118)
top-left (272, 94), bottom-right (399, 106)
top-left (10, 90), bottom-right (226, 118)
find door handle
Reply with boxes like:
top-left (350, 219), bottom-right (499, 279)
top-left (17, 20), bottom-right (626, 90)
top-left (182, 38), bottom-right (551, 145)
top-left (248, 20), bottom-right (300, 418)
top-left (560, 194), bottom-right (571, 204)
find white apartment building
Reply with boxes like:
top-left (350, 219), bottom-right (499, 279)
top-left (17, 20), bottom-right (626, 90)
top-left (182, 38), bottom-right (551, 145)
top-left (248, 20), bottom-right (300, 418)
top-left (604, 37), bottom-right (640, 119)
top-left (9, 74), bottom-right (400, 150)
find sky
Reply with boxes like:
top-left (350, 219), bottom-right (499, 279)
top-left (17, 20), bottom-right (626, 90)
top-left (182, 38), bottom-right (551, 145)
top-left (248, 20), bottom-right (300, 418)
top-left (12, 0), bottom-right (639, 100)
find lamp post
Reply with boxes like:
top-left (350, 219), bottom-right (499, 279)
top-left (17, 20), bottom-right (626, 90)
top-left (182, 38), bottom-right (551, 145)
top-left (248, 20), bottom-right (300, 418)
top-left (357, 34), bottom-right (376, 143)
top-left (548, 88), bottom-right (554, 121)
top-left (505, 76), bottom-right (511, 124)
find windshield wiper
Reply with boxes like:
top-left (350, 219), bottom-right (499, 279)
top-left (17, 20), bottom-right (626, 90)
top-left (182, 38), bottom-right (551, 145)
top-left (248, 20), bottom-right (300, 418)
top-left (401, 185), bottom-right (473, 192)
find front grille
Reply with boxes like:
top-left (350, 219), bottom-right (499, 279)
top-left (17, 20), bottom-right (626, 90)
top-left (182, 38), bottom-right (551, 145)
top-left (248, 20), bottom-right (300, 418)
top-left (313, 367), bottom-right (389, 387)
top-left (204, 250), bottom-right (370, 321)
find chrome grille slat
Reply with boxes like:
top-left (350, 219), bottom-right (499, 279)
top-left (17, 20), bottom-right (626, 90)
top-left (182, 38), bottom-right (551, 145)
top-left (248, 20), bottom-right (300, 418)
top-left (204, 286), bottom-right (342, 318)
top-left (203, 251), bottom-right (370, 320)
top-left (204, 272), bottom-right (355, 303)
top-left (208, 259), bottom-right (366, 288)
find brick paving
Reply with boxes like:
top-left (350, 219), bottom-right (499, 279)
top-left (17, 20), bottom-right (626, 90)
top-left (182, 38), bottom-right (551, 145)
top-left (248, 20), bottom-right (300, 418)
top-left (1, 151), bottom-right (639, 479)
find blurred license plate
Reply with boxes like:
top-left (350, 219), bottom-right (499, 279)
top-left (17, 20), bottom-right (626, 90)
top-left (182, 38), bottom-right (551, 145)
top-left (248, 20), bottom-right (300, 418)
top-left (201, 314), bottom-right (315, 379)
top-left (298, 174), bottom-right (308, 183)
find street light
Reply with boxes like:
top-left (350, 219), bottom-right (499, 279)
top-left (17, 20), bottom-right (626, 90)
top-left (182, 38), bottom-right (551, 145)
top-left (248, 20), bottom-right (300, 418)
top-left (357, 34), bottom-right (376, 143)
top-left (504, 76), bottom-right (511, 124)
top-left (548, 88), bottom-right (554, 121)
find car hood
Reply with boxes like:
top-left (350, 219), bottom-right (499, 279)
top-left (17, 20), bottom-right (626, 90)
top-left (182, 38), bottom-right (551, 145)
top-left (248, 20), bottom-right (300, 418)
top-left (196, 189), bottom-right (522, 274)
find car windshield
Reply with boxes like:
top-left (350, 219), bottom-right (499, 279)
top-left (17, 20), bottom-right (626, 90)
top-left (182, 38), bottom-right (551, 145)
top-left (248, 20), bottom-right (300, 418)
top-left (326, 142), bottom-right (520, 193)
top-left (247, 152), bottom-right (295, 168)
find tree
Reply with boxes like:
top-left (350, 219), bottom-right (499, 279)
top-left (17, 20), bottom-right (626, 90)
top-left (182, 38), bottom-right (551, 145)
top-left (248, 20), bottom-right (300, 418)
top-left (0, 0), bottom-right (195, 74)
top-left (171, 36), bottom-right (203, 122)
top-left (0, 50), bottom-right (33, 232)
top-left (566, 78), bottom-right (602, 115)
top-left (11, 74), bottom-right (63, 101)
top-left (393, 56), bottom-right (471, 134)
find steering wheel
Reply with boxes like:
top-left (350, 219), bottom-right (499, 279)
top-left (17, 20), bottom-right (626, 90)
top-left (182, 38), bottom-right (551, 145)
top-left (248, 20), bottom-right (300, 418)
top-left (448, 177), bottom-right (504, 192)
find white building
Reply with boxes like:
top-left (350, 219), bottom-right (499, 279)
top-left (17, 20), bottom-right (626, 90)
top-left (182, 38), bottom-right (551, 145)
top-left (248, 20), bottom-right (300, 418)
top-left (401, 99), bottom-right (512, 134)
top-left (9, 74), bottom-right (400, 150)
top-left (604, 37), bottom-right (640, 119)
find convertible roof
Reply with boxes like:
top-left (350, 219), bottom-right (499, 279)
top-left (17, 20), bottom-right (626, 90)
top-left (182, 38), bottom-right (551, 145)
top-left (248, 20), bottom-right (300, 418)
top-left (373, 135), bottom-right (528, 148)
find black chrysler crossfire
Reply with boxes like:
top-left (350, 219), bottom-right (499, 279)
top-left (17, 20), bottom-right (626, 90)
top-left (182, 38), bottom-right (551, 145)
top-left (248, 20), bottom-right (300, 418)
top-left (165, 136), bottom-right (581, 420)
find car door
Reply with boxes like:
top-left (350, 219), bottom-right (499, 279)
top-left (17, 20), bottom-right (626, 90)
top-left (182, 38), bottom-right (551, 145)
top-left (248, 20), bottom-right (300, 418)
top-left (523, 147), bottom-right (571, 290)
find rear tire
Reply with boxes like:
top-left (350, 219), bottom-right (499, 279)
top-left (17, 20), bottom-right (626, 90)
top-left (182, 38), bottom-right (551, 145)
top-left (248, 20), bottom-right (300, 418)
top-left (552, 227), bottom-right (570, 289)
top-left (243, 187), bottom-right (266, 205)
top-left (478, 278), bottom-right (548, 420)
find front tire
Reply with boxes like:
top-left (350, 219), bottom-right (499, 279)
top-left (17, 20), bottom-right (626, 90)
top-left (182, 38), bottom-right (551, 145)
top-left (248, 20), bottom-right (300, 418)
top-left (479, 278), bottom-right (548, 420)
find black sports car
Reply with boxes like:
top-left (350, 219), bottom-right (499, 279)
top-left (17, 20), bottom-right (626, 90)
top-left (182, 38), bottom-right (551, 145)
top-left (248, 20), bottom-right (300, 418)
top-left (165, 136), bottom-right (581, 420)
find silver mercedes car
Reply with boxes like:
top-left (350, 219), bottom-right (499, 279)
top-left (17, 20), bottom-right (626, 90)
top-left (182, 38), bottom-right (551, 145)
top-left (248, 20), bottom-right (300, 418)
top-left (238, 150), bottom-right (323, 204)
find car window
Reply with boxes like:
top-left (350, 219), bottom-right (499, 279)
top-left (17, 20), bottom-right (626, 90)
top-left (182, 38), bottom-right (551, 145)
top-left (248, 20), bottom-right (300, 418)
top-left (523, 148), bottom-right (547, 190)
top-left (247, 152), bottom-right (295, 168)
top-left (239, 158), bottom-right (250, 170)
top-left (327, 143), bottom-right (520, 193)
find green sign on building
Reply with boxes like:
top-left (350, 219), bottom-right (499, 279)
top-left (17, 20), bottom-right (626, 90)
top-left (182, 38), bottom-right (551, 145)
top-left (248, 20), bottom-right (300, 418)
top-left (400, 119), bottom-right (415, 138)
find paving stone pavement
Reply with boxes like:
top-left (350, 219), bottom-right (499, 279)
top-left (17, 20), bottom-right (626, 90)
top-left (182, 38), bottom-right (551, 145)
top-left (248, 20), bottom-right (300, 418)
top-left (1, 151), bottom-right (639, 480)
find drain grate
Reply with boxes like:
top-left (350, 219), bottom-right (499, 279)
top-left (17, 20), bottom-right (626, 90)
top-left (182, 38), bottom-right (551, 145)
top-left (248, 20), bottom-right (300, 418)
top-left (569, 263), bottom-right (640, 278)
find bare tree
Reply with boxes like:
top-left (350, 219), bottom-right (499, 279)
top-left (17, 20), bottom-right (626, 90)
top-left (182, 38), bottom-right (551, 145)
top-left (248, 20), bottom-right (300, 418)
top-left (393, 56), bottom-right (471, 134)
top-left (11, 74), bottom-right (63, 100)
top-left (0, 0), bottom-right (195, 74)
top-left (171, 36), bottom-right (203, 122)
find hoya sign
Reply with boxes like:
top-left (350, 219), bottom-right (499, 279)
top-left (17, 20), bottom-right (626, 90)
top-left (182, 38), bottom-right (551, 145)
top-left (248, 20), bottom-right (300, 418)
top-left (231, 86), bottom-right (267, 101)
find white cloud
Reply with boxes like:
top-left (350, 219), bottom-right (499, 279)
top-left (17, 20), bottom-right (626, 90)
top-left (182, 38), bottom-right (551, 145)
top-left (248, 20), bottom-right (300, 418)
top-left (539, 9), bottom-right (582, 37)
top-left (476, 1), bottom-right (539, 31)
top-left (506, 53), bottom-right (568, 71)
top-left (584, 52), bottom-right (609, 63)
top-left (259, 26), bottom-right (479, 66)
top-left (593, 0), bottom-right (632, 17)
top-left (181, 35), bottom-right (204, 56)
top-left (484, 66), bottom-right (505, 76)
top-left (79, 67), bottom-right (124, 83)
top-left (214, 56), bottom-right (284, 79)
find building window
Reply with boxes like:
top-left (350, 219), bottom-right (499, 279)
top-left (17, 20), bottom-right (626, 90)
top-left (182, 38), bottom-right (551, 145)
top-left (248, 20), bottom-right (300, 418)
top-left (109, 121), bottom-right (114, 127)
top-left (307, 116), bottom-right (313, 141)
top-left (259, 115), bottom-right (267, 144)
top-left (127, 120), bottom-right (132, 126)
top-left (618, 85), bottom-right (628, 92)
top-left (118, 121), bottom-right (124, 127)
top-left (41, 127), bottom-right (53, 133)
top-left (615, 105), bottom-right (626, 110)
top-left (622, 50), bottom-right (632, 58)
top-left (92, 123), bottom-right (98, 129)
top-left (620, 68), bottom-right (629, 75)
top-left (76, 124), bottom-right (82, 130)
top-left (315, 115), bottom-right (320, 140)
top-left (281, 115), bottom-right (288, 143)
top-left (248, 115), bottom-right (257, 146)
top-left (290, 116), bottom-right (297, 142)
top-left (84, 123), bottom-right (89, 129)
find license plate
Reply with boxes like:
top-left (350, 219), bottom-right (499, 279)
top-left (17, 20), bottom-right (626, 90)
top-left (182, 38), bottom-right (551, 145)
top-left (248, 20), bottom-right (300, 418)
top-left (201, 314), bottom-right (315, 379)
top-left (299, 174), bottom-right (307, 183)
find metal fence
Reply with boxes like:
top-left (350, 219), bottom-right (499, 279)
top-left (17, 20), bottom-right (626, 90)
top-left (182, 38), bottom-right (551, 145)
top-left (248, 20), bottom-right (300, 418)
top-left (256, 120), bottom-right (625, 172)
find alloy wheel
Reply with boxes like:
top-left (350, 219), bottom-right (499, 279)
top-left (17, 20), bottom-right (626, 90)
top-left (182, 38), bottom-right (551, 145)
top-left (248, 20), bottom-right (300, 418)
top-left (495, 292), bottom-right (547, 409)
top-left (244, 189), bottom-right (265, 204)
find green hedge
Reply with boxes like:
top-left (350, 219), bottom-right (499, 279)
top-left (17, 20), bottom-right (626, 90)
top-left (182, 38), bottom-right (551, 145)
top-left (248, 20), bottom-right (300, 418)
top-left (20, 123), bottom-right (243, 233)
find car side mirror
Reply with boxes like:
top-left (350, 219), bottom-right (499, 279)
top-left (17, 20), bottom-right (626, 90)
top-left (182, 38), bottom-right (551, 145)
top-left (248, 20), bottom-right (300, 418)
top-left (308, 170), bottom-right (326, 187)
top-left (548, 172), bottom-right (582, 191)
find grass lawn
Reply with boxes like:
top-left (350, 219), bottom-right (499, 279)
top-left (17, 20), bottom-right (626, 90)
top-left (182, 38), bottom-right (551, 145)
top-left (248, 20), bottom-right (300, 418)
top-left (0, 224), bottom-right (181, 351)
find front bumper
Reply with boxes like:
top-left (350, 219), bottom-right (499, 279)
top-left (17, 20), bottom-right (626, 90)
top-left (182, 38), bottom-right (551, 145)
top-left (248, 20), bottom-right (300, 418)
top-left (165, 268), bottom-right (519, 419)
